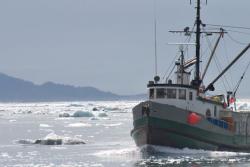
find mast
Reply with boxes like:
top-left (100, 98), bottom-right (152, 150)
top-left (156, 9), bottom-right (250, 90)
top-left (194, 0), bottom-right (201, 87)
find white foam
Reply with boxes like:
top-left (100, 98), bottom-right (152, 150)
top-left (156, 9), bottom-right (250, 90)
top-left (149, 145), bottom-right (250, 157)
top-left (93, 147), bottom-right (140, 157)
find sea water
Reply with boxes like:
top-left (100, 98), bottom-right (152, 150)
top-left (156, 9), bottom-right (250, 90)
top-left (1, 100), bottom-right (250, 167)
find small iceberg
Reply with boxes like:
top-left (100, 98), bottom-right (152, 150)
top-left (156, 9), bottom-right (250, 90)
top-left (59, 113), bottom-right (70, 117)
top-left (238, 103), bottom-right (248, 110)
top-left (98, 112), bottom-right (108, 117)
top-left (68, 104), bottom-right (84, 107)
top-left (89, 117), bottom-right (99, 121)
top-left (92, 107), bottom-right (99, 111)
top-left (66, 122), bottom-right (92, 127)
top-left (72, 111), bottom-right (94, 117)
top-left (17, 133), bottom-right (86, 145)
top-left (39, 124), bottom-right (52, 128)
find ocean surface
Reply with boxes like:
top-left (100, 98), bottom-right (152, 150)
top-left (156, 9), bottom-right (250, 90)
top-left (1, 100), bottom-right (250, 167)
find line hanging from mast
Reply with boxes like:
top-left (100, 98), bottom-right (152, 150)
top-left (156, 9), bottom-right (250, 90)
top-left (204, 43), bottom-right (250, 92)
top-left (201, 29), bottom-right (224, 82)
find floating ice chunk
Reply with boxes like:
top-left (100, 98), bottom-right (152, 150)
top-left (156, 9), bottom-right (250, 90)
top-left (40, 124), bottom-right (52, 128)
top-left (89, 117), bottom-right (99, 121)
top-left (90, 163), bottom-right (104, 167)
top-left (63, 137), bottom-right (86, 145)
top-left (35, 139), bottom-right (63, 145)
top-left (68, 104), bottom-right (84, 107)
top-left (59, 113), bottom-right (70, 117)
top-left (238, 103), bottom-right (248, 110)
top-left (103, 107), bottom-right (121, 111)
top-left (17, 132), bottom-right (86, 145)
top-left (17, 139), bottom-right (35, 145)
top-left (66, 122), bottom-right (92, 127)
top-left (92, 107), bottom-right (99, 111)
top-left (72, 111), bottom-right (94, 117)
top-left (0, 152), bottom-right (11, 158)
top-left (98, 112), bottom-right (108, 117)
top-left (9, 119), bottom-right (16, 122)
top-left (102, 123), bottom-right (123, 127)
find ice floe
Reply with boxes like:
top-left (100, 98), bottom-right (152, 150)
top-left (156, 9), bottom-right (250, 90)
top-left (97, 112), bottom-right (108, 117)
top-left (72, 111), bottom-right (94, 117)
top-left (66, 122), bottom-right (92, 127)
top-left (17, 132), bottom-right (86, 145)
top-left (59, 113), bottom-right (70, 117)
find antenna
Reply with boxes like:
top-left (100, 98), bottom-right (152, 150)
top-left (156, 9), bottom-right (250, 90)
top-left (154, 0), bottom-right (158, 76)
top-left (189, 0), bottom-right (208, 5)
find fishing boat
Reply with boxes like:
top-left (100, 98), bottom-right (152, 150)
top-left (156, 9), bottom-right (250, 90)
top-left (131, 0), bottom-right (250, 152)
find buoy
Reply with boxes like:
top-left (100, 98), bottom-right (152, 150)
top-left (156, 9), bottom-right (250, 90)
top-left (187, 112), bottom-right (201, 125)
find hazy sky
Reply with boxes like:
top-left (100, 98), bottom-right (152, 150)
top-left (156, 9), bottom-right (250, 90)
top-left (0, 0), bottom-right (250, 96)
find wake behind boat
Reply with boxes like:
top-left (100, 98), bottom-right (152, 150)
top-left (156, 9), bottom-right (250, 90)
top-left (131, 0), bottom-right (250, 152)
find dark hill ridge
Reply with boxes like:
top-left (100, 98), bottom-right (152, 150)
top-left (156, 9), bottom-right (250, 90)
top-left (0, 73), bottom-right (146, 102)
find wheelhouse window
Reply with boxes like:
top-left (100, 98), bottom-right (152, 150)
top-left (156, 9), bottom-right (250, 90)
top-left (189, 92), bottom-right (193, 101)
top-left (214, 106), bottom-right (217, 117)
top-left (166, 88), bottom-right (176, 99)
top-left (149, 89), bottom-right (154, 99)
top-left (206, 109), bottom-right (211, 117)
top-left (178, 89), bottom-right (186, 100)
top-left (156, 88), bottom-right (166, 99)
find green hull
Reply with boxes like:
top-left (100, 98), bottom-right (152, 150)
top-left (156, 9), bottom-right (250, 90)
top-left (131, 116), bottom-right (250, 152)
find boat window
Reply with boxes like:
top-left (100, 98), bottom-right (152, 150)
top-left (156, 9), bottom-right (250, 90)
top-left (214, 106), bottom-right (217, 117)
top-left (149, 89), bottom-right (154, 99)
top-left (189, 92), bottom-right (193, 100)
top-left (166, 88), bottom-right (176, 99)
top-left (206, 109), bottom-right (211, 117)
top-left (156, 88), bottom-right (166, 99)
top-left (178, 89), bottom-right (186, 100)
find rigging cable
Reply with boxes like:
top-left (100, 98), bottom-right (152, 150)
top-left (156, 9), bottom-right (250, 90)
top-left (165, 64), bottom-right (176, 82)
top-left (222, 36), bottom-right (234, 85)
top-left (227, 33), bottom-right (249, 45)
top-left (162, 23), bottom-right (195, 81)
top-left (206, 23), bottom-right (250, 31)
top-left (226, 29), bottom-right (250, 36)
top-left (204, 34), bottom-right (232, 91)
top-left (233, 58), bottom-right (250, 96)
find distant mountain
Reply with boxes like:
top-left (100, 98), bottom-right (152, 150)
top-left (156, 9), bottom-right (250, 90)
top-left (0, 73), bottom-right (146, 102)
